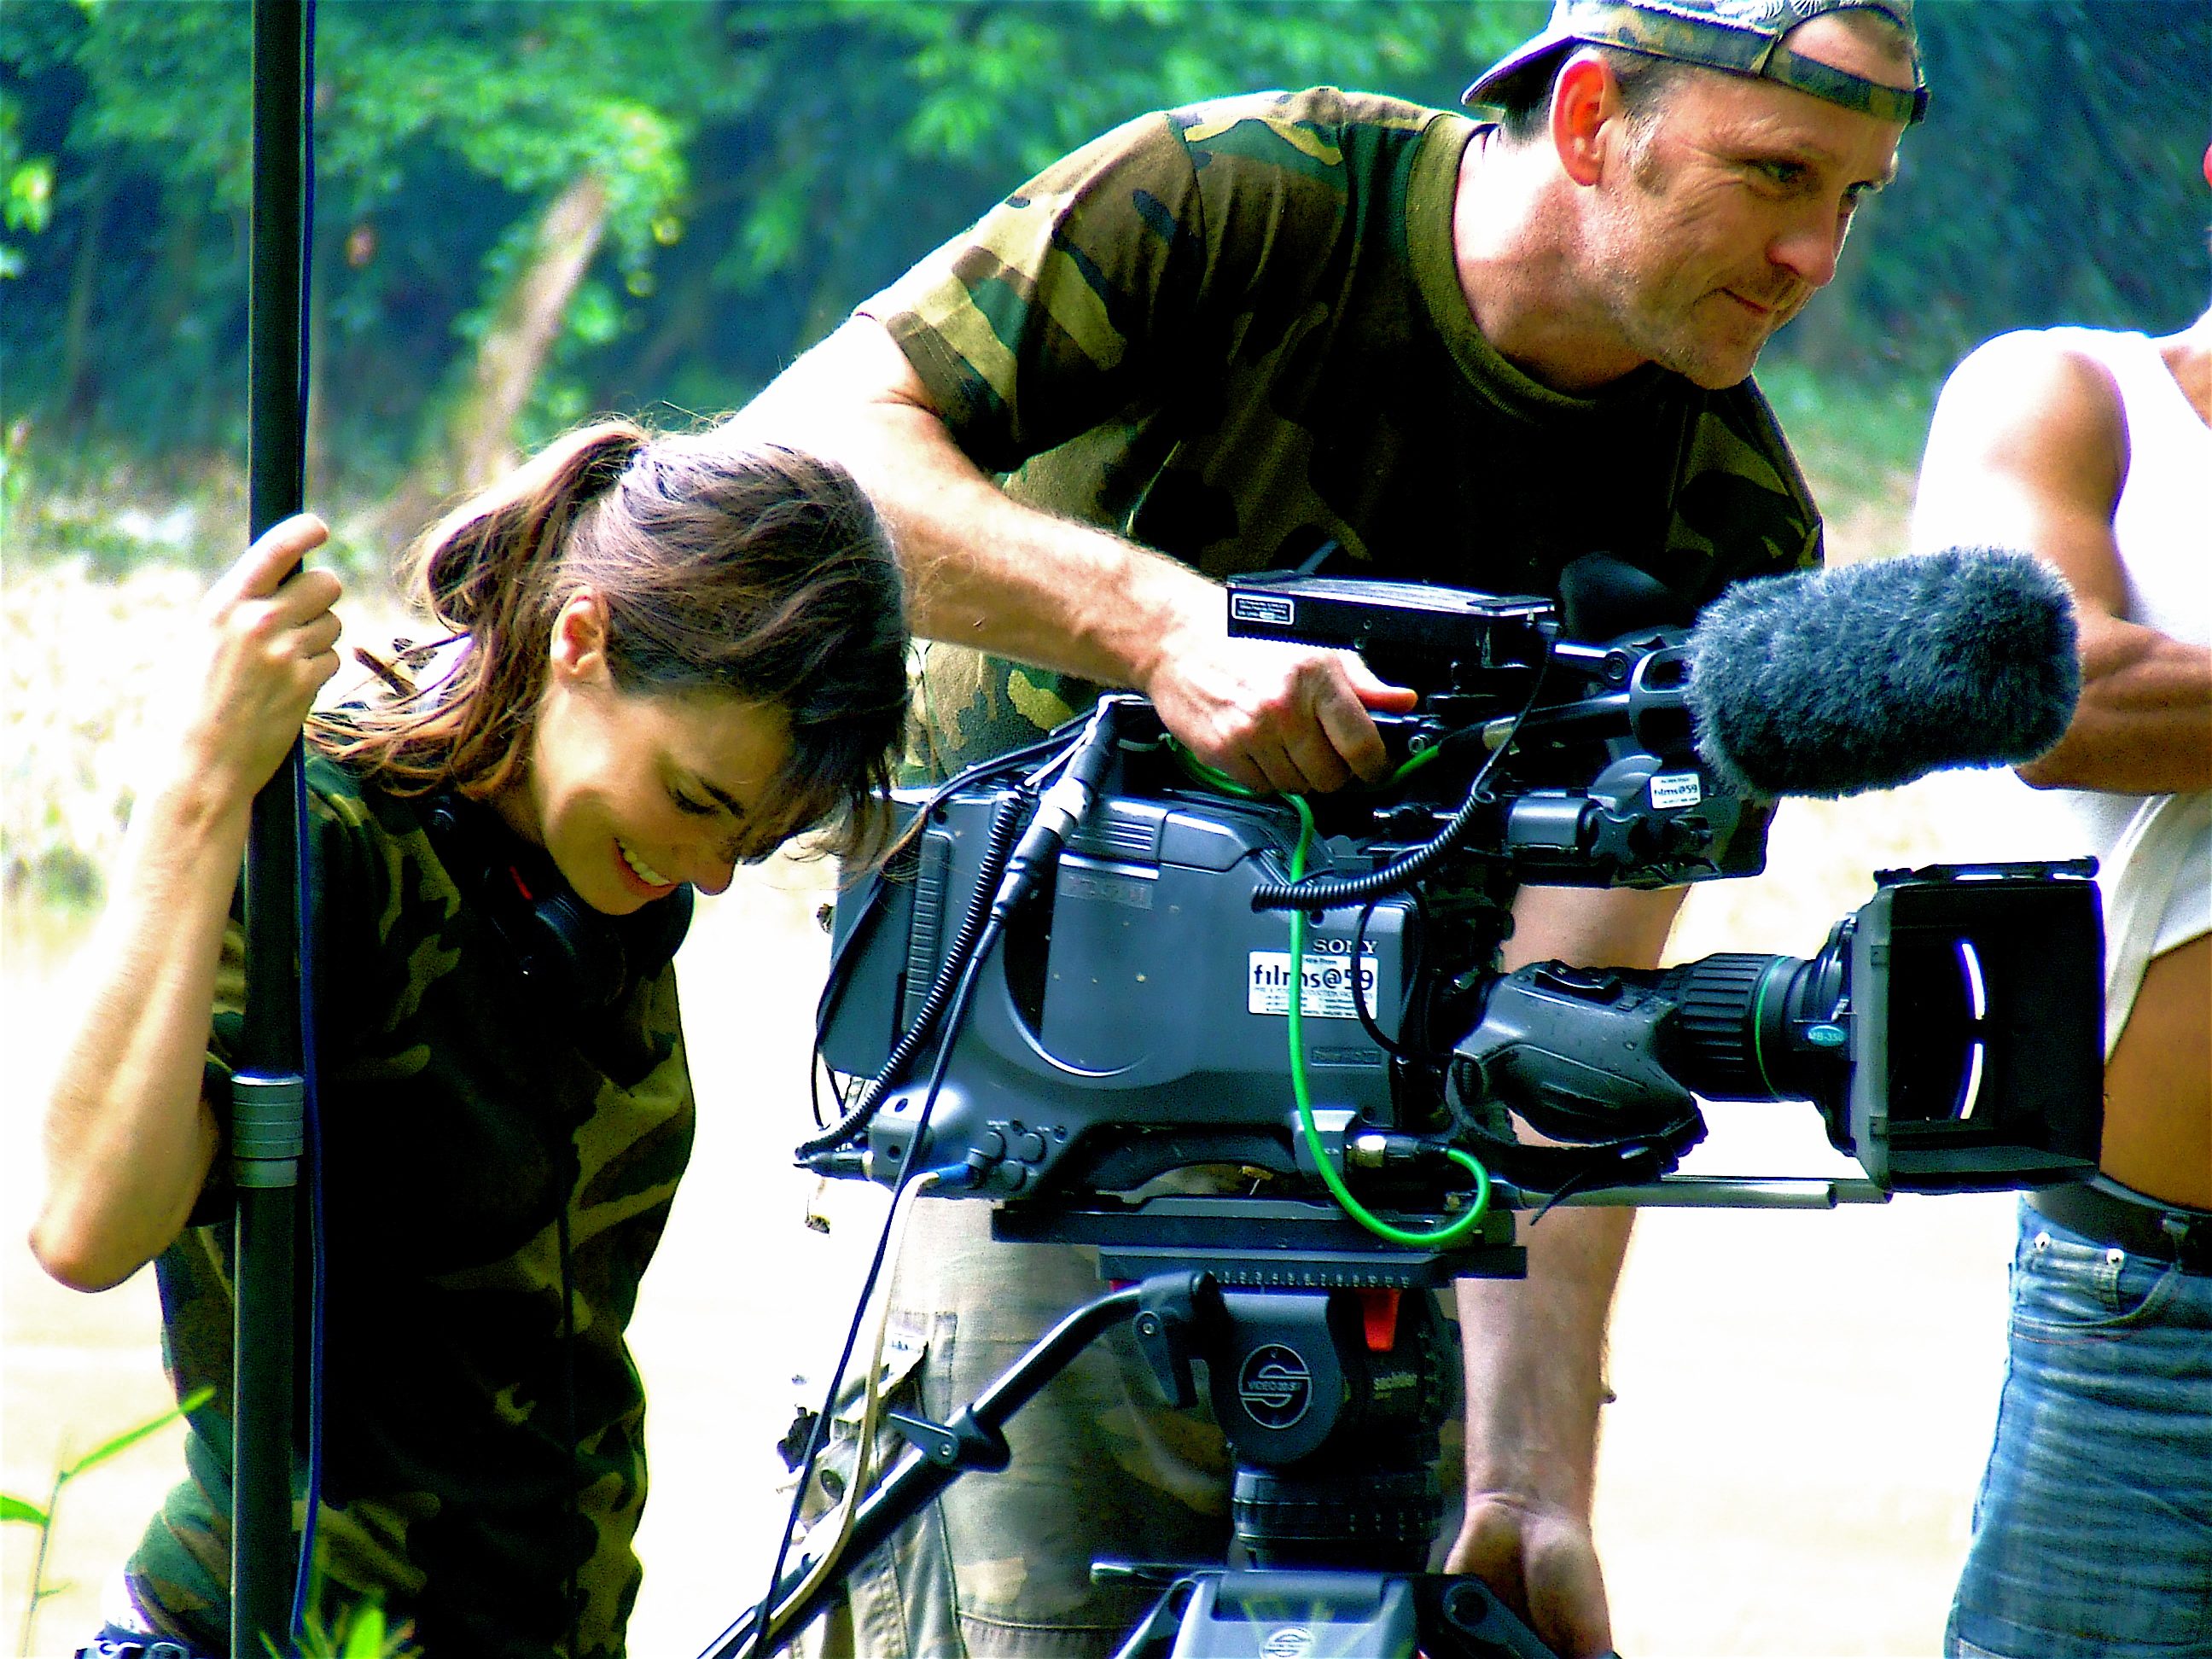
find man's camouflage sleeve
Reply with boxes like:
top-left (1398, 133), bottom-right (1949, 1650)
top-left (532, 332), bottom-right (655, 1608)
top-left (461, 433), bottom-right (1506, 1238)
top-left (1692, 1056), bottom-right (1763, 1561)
top-left (859, 94), bottom-right (1435, 478)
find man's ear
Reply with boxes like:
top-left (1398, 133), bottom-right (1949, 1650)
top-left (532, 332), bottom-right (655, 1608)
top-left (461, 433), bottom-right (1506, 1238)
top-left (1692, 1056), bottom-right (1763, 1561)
top-left (1551, 49), bottom-right (1625, 188)
top-left (549, 586), bottom-right (614, 686)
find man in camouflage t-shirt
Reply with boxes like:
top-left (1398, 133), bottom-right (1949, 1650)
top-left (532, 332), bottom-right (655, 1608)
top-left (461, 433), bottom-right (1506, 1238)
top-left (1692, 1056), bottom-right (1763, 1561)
top-left (866, 89), bottom-right (1822, 780)
top-left (736, 3), bottom-right (1923, 1653)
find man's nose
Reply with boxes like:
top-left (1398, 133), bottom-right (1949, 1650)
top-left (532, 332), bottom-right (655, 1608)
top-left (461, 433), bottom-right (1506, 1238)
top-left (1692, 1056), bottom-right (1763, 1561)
top-left (1770, 206), bottom-right (1847, 290)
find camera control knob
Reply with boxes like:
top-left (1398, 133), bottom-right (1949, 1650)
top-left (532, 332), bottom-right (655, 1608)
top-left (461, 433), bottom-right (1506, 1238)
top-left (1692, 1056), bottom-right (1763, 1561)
top-left (1013, 1129), bottom-right (1048, 1162)
top-left (1532, 963), bottom-right (1622, 1002)
top-left (975, 1128), bottom-right (1006, 1160)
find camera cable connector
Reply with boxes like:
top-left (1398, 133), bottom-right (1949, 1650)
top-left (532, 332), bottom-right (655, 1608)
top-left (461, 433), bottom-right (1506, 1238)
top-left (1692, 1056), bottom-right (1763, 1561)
top-left (1281, 796), bottom-right (1493, 1249)
top-left (796, 795), bottom-right (1026, 1167)
top-left (805, 722), bottom-right (1094, 1152)
top-left (1159, 742), bottom-right (1495, 1245)
top-left (986, 694), bottom-right (1131, 928)
top-left (800, 696), bottom-right (1130, 1173)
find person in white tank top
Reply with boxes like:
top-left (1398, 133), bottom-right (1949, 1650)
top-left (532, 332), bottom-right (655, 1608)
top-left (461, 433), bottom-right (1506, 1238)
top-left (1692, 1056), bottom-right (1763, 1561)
top-left (1910, 291), bottom-right (2210, 1658)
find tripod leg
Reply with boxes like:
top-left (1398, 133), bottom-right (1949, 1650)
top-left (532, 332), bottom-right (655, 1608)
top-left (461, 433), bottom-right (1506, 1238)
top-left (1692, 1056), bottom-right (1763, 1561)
top-left (1106, 1577), bottom-right (1201, 1659)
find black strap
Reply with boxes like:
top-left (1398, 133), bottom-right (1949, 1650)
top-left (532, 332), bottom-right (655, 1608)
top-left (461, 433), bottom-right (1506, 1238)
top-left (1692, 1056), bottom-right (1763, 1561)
top-left (2029, 1182), bottom-right (2212, 1272)
top-left (422, 792), bottom-right (693, 1013)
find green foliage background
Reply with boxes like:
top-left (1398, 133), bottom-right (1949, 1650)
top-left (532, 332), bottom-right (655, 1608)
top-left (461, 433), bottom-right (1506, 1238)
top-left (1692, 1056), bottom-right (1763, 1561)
top-left (2, 0), bottom-right (2207, 507)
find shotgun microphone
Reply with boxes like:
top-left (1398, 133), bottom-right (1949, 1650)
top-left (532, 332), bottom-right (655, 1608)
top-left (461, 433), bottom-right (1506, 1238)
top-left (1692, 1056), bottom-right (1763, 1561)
top-left (1685, 547), bottom-right (2080, 799)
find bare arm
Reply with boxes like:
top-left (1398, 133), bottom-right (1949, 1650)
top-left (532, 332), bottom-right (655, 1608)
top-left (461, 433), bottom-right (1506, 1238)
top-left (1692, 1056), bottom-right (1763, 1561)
top-left (1447, 882), bottom-right (1685, 1659)
top-left (729, 319), bottom-right (1413, 794)
top-left (1912, 329), bottom-right (2211, 794)
top-left (34, 516), bottom-right (341, 1291)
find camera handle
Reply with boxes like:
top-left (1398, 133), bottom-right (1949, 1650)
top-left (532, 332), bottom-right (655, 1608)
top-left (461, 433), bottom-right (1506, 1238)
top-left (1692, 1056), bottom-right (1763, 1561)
top-left (699, 1278), bottom-right (1155, 1658)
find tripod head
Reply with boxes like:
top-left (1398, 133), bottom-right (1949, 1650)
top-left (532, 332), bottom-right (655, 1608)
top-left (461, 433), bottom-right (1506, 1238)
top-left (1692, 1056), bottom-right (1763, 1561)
top-left (703, 1258), bottom-right (1584, 1659)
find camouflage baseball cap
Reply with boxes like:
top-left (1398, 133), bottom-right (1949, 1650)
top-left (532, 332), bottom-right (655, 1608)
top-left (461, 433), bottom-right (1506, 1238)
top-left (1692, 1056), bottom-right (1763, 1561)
top-left (1464, 0), bottom-right (1928, 125)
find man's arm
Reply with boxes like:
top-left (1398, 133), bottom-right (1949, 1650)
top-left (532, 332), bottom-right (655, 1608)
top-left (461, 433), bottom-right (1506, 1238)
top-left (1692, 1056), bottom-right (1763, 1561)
top-left (1911, 330), bottom-right (2211, 794)
top-left (1448, 882), bottom-right (1685, 1659)
top-left (728, 319), bottom-right (1413, 795)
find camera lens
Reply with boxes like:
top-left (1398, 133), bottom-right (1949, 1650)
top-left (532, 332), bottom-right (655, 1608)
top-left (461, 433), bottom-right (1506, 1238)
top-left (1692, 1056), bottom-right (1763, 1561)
top-left (1652, 947), bottom-right (1848, 1106)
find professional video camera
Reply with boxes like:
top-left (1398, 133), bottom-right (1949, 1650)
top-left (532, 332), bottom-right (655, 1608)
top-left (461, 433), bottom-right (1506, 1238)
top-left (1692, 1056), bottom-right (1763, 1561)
top-left (713, 550), bottom-right (2105, 1659)
top-left (813, 552), bottom-right (2102, 1213)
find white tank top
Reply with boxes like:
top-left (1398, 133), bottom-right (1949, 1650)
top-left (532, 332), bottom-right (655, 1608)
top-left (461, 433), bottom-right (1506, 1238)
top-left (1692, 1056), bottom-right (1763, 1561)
top-left (2040, 327), bottom-right (2210, 962)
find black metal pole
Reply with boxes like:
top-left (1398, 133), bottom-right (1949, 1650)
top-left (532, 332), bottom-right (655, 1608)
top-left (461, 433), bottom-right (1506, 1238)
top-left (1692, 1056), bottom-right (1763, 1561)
top-left (233, 3), bottom-right (312, 1652)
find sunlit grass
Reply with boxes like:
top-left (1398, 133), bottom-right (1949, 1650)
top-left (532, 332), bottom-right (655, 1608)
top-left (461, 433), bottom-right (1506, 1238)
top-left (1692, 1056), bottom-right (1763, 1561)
top-left (1757, 358), bottom-right (1936, 481)
top-left (3, 547), bottom-right (410, 917)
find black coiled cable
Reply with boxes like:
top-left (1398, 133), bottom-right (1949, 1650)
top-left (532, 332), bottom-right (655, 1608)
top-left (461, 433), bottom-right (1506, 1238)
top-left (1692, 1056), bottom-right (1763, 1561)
top-left (806, 732), bottom-right (1077, 1133)
top-left (1247, 647), bottom-right (1552, 914)
top-left (795, 792), bottom-right (1025, 1161)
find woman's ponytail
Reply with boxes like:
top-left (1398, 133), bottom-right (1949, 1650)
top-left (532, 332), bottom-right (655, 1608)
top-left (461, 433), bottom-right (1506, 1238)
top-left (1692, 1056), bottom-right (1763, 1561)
top-left (410, 422), bottom-right (646, 632)
top-left (320, 421), bottom-right (649, 795)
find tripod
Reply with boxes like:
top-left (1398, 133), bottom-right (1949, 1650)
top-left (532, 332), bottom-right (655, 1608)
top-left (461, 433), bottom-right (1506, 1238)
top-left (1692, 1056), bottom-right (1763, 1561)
top-left (701, 1198), bottom-right (1600, 1659)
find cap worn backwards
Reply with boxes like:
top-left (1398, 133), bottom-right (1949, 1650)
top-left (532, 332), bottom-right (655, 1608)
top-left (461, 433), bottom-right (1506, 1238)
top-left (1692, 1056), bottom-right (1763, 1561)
top-left (1464, 0), bottom-right (1928, 126)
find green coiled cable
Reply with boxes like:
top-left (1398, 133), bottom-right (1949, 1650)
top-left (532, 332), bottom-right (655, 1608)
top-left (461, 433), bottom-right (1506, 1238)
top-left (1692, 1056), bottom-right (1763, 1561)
top-left (1167, 741), bottom-right (1490, 1246)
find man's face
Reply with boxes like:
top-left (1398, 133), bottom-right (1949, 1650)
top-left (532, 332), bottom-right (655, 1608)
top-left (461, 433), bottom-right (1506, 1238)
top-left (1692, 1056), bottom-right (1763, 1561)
top-left (1582, 22), bottom-right (1910, 388)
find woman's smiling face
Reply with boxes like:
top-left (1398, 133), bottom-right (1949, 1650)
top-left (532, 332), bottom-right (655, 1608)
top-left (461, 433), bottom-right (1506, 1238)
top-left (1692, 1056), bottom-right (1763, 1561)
top-left (497, 588), bottom-right (795, 914)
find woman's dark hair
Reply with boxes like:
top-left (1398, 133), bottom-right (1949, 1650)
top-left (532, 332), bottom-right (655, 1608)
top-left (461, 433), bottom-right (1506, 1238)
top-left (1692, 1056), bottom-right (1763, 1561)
top-left (319, 421), bottom-right (909, 857)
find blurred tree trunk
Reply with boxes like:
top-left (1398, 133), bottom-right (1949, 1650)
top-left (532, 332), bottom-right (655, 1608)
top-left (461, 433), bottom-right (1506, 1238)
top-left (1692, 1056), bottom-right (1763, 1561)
top-left (60, 161), bottom-right (112, 428)
top-left (624, 265), bottom-right (715, 402)
top-left (382, 172), bottom-right (608, 538)
top-left (153, 192), bottom-right (201, 356)
top-left (451, 171), bottom-right (610, 491)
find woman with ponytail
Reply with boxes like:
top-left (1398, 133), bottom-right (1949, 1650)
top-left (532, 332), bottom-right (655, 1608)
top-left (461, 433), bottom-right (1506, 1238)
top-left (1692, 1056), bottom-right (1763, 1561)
top-left (35, 424), bottom-right (909, 1658)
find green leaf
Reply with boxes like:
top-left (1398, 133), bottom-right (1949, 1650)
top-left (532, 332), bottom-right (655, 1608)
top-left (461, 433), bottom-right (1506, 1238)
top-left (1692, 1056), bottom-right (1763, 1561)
top-left (62, 1385), bottom-right (214, 1481)
top-left (5, 157), bottom-right (55, 234)
top-left (0, 1491), bottom-right (49, 1526)
top-left (341, 1605), bottom-right (390, 1659)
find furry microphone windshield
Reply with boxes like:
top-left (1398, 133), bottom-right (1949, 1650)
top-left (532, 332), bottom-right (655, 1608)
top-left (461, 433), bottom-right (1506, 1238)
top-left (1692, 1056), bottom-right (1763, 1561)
top-left (1686, 547), bottom-right (2081, 800)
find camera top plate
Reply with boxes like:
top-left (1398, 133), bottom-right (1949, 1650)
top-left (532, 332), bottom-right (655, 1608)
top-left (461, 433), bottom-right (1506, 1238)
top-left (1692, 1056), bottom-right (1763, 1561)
top-left (990, 1196), bottom-right (1525, 1288)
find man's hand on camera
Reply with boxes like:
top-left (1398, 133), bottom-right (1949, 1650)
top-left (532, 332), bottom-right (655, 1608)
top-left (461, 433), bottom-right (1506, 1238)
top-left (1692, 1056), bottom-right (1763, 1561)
top-left (1449, 1494), bottom-right (1614, 1659)
top-left (1138, 625), bottom-right (1416, 795)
